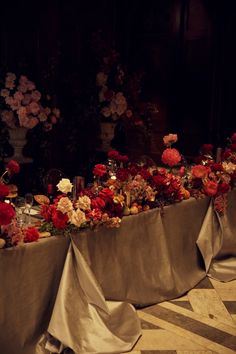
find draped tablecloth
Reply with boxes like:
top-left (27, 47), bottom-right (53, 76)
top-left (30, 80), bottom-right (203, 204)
top-left (0, 190), bottom-right (235, 353)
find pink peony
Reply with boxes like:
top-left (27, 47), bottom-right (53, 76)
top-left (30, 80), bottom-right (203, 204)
top-left (161, 148), bottom-right (181, 167)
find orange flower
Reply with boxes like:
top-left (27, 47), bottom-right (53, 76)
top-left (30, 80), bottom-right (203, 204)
top-left (161, 148), bottom-right (181, 167)
top-left (191, 165), bottom-right (209, 179)
top-left (203, 180), bottom-right (218, 196)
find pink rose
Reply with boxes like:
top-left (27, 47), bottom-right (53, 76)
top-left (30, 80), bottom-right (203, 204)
top-left (161, 148), bottom-right (181, 167)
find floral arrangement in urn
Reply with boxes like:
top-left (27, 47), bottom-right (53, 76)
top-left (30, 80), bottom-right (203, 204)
top-left (0, 72), bottom-right (60, 131)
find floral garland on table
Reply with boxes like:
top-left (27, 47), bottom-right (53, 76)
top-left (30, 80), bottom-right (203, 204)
top-left (1, 132), bottom-right (235, 248)
top-left (0, 160), bottom-right (41, 249)
top-left (0, 72), bottom-right (60, 131)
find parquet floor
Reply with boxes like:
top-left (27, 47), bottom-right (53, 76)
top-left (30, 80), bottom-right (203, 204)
top-left (130, 277), bottom-right (236, 354)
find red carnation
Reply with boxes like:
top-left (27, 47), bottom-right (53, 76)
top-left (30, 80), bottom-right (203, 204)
top-left (93, 164), bottom-right (107, 177)
top-left (0, 201), bottom-right (15, 225)
top-left (116, 168), bottom-right (129, 182)
top-left (117, 154), bottom-right (129, 163)
top-left (24, 227), bottom-right (39, 243)
top-left (161, 148), bottom-right (181, 167)
top-left (6, 160), bottom-right (20, 175)
top-left (108, 150), bottom-right (120, 160)
top-left (0, 183), bottom-right (10, 198)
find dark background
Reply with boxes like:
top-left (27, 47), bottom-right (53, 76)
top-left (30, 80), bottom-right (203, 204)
top-left (0, 0), bottom-right (235, 192)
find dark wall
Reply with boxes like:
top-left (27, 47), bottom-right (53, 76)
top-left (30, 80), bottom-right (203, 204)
top-left (0, 0), bottom-right (235, 175)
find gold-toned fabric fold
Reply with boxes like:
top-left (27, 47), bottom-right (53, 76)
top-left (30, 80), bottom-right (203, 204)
top-left (72, 197), bottom-right (209, 305)
top-left (45, 240), bottom-right (141, 353)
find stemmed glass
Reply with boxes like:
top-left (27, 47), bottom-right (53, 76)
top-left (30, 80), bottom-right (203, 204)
top-left (24, 193), bottom-right (34, 224)
top-left (15, 197), bottom-right (26, 226)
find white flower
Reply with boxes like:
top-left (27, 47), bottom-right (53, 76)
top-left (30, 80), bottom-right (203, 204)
top-left (222, 161), bottom-right (236, 174)
top-left (76, 195), bottom-right (91, 211)
top-left (69, 209), bottom-right (86, 228)
top-left (57, 197), bottom-right (74, 214)
top-left (57, 178), bottom-right (73, 194)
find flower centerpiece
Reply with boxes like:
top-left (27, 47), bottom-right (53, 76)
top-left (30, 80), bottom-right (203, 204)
top-left (0, 72), bottom-right (61, 162)
top-left (92, 32), bottom-right (158, 152)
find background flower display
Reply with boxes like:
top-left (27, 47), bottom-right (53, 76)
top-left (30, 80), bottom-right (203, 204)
top-left (0, 72), bottom-right (60, 131)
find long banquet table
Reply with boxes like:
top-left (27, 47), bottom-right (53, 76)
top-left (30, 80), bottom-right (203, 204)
top-left (0, 189), bottom-right (235, 354)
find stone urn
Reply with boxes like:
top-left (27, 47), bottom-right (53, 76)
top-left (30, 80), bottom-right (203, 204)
top-left (99, 121), bottom-right (116, 152)
top-left (7, 127), bottom-right (32, 163)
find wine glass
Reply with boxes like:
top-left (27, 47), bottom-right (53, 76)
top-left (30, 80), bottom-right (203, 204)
top-left (24, 193), bottom-right (34, 224)
top-left (14, 197), bottom-right (26, 226)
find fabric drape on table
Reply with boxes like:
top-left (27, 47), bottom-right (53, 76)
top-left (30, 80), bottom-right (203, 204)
top-left (197, 189), bottom-right (236, 281)
top-left (43, 239), bottom-right (141, 354)
top-left (71, 197), bottom-right (210, 305)
top-left (0, 236), bottom-right (70, 354)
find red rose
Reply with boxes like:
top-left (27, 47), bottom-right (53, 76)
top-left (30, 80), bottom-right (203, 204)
top-left (52, 209), bottom-right (68, 229)
top-left (231, 133), bottom-right (236, 142)
top-left (161, 148), bottom-right (181, 167)
top-left (203, 180), bottom-right (218, 196)
top-left (98, 188), bottom-right (114, 202)
top-left (217, 183), bottom-right (230, 194)
top-left (0, 183), bottom-right (10, 198)
top-left (191, 165), bottom-right (209, 179)
top-left (91, 197), bottom-right (106, 209)
top-left (6, 160), bottom-right (20, 175)
top-left (116, 168), bottom-right (129, 182)
top-left (93, 164), bottom-right (107, 177)
top-left (201, 144), bottom-right (213, 154)
top-left (24, 227), bottom-right (39, 243)
top-left (108, 150), bottom-right (120, 160)
top-left (0, 201), bottom-right (15, 225)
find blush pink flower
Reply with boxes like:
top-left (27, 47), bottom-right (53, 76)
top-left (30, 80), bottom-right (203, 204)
top-left (161, 148), bottom-right (181, 167)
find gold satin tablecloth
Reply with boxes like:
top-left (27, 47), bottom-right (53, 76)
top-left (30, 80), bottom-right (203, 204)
top-left (0, 190), bottom-right (235, 353)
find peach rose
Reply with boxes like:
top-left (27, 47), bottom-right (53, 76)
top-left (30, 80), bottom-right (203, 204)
top-left (161, 148), bottom-right (181, 167)
top-left (191, 165), bottom-right (209, 179)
